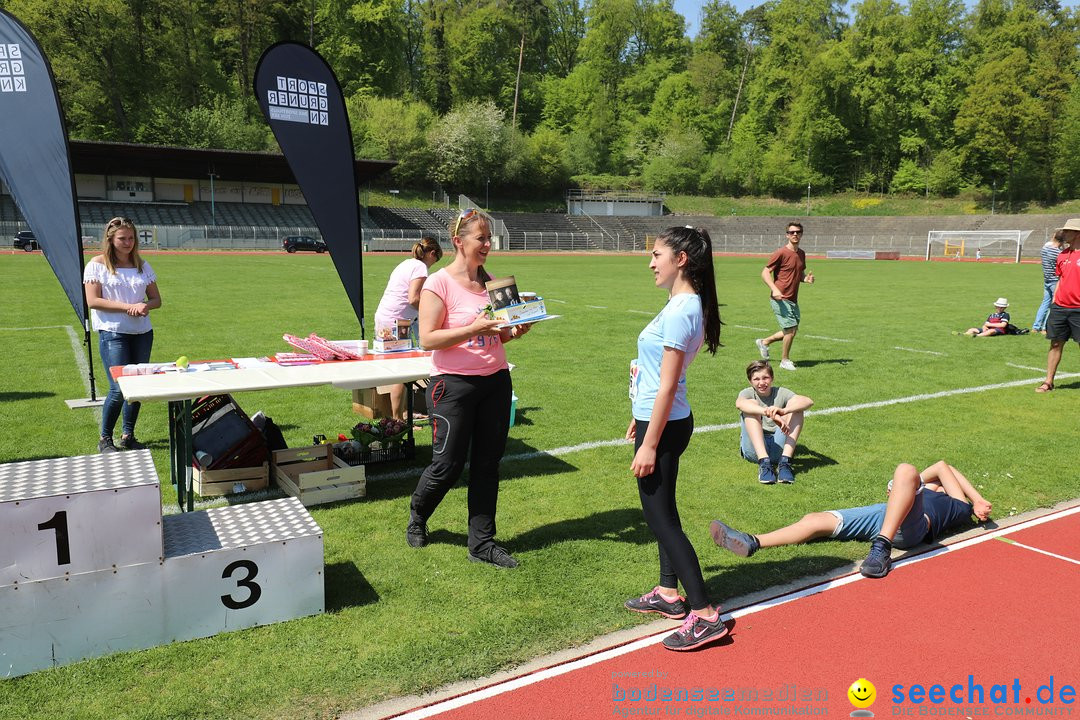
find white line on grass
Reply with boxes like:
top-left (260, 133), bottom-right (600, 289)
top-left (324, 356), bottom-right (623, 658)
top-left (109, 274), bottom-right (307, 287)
top-left (1007, 363), bottom-right (1048, 373)
top-left (731, 324), bottom-right (770, 332)
top-left (62, 325), bottom-right (95, 400)
top-left (997, 538), bottom-right (1080, 566)
top-left (5, 324), bottom-right (99, 414)
top-left (894, 347), bottom-right (946, 356)
top-left (585, 305), bottom-right (607, 309)
top-left (368, 372), bottom-right (1080, 484)
top-left (803, 334), bottom-right (853, 342)
top-left (627, 310), bottom-right (653, 315)
top-left (546, 298), bottom-right (567, 304)
top-left (386, 504), bottom-right (1080, 720)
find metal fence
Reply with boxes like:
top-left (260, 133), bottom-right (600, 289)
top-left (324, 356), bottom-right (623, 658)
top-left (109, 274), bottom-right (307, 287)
top-left (1, 219), bottom-right (1045, 258)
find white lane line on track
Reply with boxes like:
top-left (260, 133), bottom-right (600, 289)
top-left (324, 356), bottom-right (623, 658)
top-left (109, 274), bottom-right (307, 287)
top-left (385, 503), bottom-right (1080, 720)
top-left (894, 346), bottom-right (946, 356)
top-left (997, 538), bottom-right (1080, 567)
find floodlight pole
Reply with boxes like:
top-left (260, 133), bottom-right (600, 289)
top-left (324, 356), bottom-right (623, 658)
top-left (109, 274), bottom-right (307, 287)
top-left (209, 170), bottom-right (217, 225)
top-left (991, 180), bottom-right (996, 215)
top-left (806, 182), bottom-right (811, 216)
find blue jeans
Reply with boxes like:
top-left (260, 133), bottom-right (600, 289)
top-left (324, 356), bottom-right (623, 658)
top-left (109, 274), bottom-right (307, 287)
top-left (1033, 281), bottom-right (1058, 330)
top-left (740, 421), bottom-right (786, 463)
top-left (98, 329), bottom-right (154, 438)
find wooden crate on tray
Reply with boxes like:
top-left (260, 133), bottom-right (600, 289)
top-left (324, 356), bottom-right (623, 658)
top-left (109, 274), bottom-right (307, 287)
top-left (272, 444), bottom-right (365, 506)
top-left (193, 462), bottom-right (269, 497)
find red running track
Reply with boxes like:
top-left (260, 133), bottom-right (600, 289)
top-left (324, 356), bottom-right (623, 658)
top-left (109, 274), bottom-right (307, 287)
top-left (389, 508), bottom-right (1080, 719)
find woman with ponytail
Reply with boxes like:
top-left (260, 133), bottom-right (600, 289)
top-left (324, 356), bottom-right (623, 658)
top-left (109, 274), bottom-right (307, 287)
top-left (374, 236), bottom-right (443, 418)
top-left (623, 226), bottom-right (726, 651)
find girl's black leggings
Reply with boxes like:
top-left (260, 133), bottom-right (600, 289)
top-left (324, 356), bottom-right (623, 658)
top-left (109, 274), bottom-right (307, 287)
top-left (634, 415), bottom-right (709, 610)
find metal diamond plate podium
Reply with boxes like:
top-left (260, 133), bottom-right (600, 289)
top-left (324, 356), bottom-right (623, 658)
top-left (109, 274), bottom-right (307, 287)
top-left (0, 452), bottom-right (324, 678)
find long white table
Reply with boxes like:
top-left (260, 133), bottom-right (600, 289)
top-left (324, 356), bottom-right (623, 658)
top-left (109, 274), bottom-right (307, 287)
top-left (117, 355), bottom-right (433, 510)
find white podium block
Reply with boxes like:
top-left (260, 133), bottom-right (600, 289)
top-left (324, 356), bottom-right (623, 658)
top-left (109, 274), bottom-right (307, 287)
top-left (0, 451), bottom-right (162, 587)
top-left (0, 498), bottom-right (323, 678)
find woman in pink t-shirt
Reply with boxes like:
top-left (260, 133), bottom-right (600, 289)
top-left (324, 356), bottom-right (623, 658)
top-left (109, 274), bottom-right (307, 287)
top-left (374, 236), bottom-right (443, 418)
top-left (405, 209), bottom-right (532, 569)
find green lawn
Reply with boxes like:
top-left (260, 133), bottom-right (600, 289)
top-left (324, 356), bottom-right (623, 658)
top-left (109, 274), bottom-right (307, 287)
top-left (1, 250), bottom-right (1077, 719)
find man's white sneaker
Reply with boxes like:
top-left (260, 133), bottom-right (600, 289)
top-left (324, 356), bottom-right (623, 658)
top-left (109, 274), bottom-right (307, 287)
top-left (779, 359), bottom-right (796, 371)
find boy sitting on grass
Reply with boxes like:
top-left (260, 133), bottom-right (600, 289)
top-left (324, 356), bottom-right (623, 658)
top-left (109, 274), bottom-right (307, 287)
top-left (710, 460), bottom-right (992, 578)
top-left (736, 360), bottom-right (813, 484)
top-left (961, 298), bottom-right (1011, 337)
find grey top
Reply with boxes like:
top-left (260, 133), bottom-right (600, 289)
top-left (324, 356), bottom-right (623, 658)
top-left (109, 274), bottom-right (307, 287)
top-left (738, 385), bottom-right (796, 433)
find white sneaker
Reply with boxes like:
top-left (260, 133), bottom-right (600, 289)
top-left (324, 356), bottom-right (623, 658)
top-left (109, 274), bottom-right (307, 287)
top-left (755, 339), bottom-right (770, 359)
top-left (779, 359), bottom-right (796, 370)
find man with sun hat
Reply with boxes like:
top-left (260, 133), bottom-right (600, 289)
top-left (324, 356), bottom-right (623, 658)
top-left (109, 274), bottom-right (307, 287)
top-left (1038, 218), bottom-right (1080, 393)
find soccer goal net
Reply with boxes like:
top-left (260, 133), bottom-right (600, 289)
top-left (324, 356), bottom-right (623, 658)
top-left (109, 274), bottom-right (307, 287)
top-left (925, 230), bottom-right (1032, 263)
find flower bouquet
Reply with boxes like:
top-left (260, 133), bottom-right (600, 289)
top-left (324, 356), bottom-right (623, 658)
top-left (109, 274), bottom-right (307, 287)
top-left (351, 417), bottom-right (409, 451)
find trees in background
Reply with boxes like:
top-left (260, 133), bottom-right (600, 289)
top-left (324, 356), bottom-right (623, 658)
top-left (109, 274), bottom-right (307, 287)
top-left (5, 0), bottom-right (1079, 202)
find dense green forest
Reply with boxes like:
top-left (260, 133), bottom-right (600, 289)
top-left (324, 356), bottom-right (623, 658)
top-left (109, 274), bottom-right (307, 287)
top-left (3, 0), bottom-right (1079, 203)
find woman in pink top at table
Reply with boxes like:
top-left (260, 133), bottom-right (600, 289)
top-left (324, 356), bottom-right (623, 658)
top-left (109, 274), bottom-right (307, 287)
top-left (374, 236), bottom-right (443, 419)
top-left (405, 209), bottom-right (532, 568)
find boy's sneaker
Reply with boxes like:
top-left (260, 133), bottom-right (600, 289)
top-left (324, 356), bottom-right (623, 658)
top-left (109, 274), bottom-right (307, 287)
top-left (777, 458), bottom-right (795, 484)
top-left (662, 611), bottom-right (730, 651)
top-left (755, 338), bottom-right (770, 359)
top-left (757, 458), bottom-right (777, 484)
top-left (624, 587), bottom-right (689, 620)
top-left (406, 516), bottom-right (428, 548)
top-left (98, 436), bottom-right (118, 454)
top-left (118, 434), bottom-right (147, 451)
top-left (779, 359), bottom-right (796, 371)
top-left (468, 545), bottom-right (519, 569)
top-left (860, 536), bottom-right (893, 578)
top-left (709, 520), bottom-right (760, 558)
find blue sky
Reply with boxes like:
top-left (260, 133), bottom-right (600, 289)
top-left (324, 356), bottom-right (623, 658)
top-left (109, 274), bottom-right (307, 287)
top-left (672, 0), bottom-right (757, 38)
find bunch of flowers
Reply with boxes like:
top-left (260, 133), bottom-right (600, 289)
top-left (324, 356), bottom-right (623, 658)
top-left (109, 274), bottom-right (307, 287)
top-left (351, 417), bottom-right (409, 450)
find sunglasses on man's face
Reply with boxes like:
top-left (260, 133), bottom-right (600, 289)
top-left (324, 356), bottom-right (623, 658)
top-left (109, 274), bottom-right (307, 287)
top-left (453, 209), bottom-right (479, 237)
top-left (787, 230), bottom-right (803, 236)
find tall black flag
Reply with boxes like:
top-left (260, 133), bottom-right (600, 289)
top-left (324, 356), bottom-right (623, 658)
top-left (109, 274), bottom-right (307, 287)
top-left (0, 10), bottom-right (97, 398)
top-left (254, 42), bottom-right (365, 333)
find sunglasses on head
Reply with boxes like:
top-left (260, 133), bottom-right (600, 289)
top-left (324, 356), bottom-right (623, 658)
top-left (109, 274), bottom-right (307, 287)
top-left (108, 217), bottom-right (134, 227)
top-left (453, 208), bottom-right (479, 237)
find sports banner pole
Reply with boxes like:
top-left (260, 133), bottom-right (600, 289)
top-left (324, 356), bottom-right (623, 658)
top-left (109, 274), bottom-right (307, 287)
top-left (253, 42), bottom-right (366, 336)
top-left (0, 10), bottom-right (99, 404)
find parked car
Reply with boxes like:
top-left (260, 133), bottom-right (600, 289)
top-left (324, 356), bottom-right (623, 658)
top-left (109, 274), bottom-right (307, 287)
top-left (282, 235), bottom-right (327, 253)
top-left (13, 230), bottom-right (37, 252)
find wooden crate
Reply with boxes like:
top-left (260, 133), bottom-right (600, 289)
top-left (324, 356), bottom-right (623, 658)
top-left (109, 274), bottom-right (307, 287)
top-left (192, 462), bottom-right (269, 497)
top-left (272, 444), bottom-right (365, 506)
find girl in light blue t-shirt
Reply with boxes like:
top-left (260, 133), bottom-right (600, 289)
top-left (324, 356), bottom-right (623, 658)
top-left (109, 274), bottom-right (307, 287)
top-left (623, 226), bottom-right (725, 651)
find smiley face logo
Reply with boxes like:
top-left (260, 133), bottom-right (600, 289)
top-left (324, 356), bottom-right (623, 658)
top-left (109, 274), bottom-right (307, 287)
top-left (848, 678), bottom-right (877, 709)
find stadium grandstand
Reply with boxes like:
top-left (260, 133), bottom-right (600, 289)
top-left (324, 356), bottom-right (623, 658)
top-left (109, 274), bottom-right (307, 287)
top-left (0, 140), bottom-right (1070, 258)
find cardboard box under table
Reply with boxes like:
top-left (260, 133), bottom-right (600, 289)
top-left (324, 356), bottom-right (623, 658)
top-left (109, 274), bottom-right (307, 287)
top-left (273, 444), bottom-right (365, 506)
top-left (352, 382), bottom-right (428, 419)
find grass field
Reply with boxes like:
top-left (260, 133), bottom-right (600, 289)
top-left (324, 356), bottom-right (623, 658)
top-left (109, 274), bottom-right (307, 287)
top-left (2, 249), bottom-right (1078, 719)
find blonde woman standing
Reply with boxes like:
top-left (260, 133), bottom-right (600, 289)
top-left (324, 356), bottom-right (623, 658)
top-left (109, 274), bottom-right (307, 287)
top-left (83, 217), bottom-right (162, 453)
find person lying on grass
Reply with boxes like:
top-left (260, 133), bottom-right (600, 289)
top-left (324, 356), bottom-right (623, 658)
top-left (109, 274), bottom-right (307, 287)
top-left (709, 461), bottom-right (992, 579)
